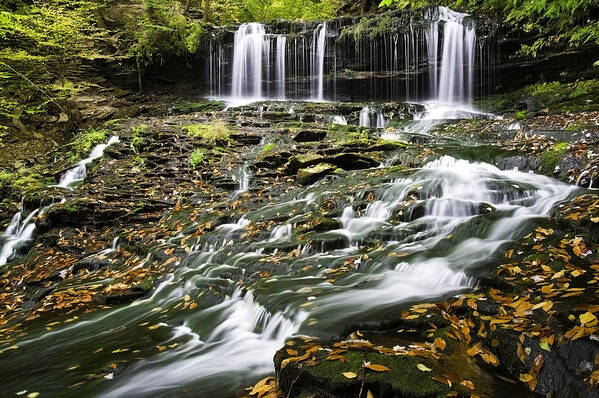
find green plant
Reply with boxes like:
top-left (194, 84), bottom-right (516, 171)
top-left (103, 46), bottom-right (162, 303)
top-left (262, 143), bottom-right (276, 153)
top-left (190, 148), bottom-right (206, 168)
top-left (516, 110), bottom-right (528, 120)
top-left (185, 120), bottom-right (231, 147)
top-left (71, 128), bottom-right (107, 160)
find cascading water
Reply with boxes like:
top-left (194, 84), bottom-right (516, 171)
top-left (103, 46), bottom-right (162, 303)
top-left (435, 8), bottom-right (476, 104)
top-left (58, 136), bottom-right (120, 189)
top-left (0, 154), bottom-right (578, 396)
top-left (276, 36), bottom-right (287, 98)
top-left (0, 202), bottom-right (38, 266)
top-left (359, 106), bottom-right (386, 128)
top-left (0, 135), bottom-right (120, 267)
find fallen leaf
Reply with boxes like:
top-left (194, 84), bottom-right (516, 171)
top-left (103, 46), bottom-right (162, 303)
top-left (417, 363), bottom-right (432, 372)
top-left (365, 363), bottom-right (390, 372)
top-left (343, 371), bottom-right (357, 379)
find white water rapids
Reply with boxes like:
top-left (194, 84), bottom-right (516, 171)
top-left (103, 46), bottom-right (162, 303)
top-left (1, 153), bottom-right (577, 397)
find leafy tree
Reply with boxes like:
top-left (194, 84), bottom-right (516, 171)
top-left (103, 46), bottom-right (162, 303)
top-left (378, 0), bottom-right (599, 56)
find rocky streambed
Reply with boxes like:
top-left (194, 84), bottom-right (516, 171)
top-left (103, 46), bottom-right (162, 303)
top-left (0, 99), bottom-right (598, 397)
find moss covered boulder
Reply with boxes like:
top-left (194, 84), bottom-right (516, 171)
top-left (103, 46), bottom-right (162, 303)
top-left (297, 163), bottom-right (337, 185)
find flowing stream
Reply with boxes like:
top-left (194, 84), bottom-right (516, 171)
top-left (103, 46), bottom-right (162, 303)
top-left (0, 6), bottom-right (580, 398)
top-left (0, 154), bottom-right (577, 397)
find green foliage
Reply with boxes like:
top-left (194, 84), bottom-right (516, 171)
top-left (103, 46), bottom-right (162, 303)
top-left (524, 81), bottom-right (562, 96)
top-left (378, 0), bottom-right (599, 56)
top-left (231, 0), bottom-right (340, 22)
top-left (0, 1), bottom-right (110, 123)
top-left (540, 142), bottom-right (569, 174)
top-left (262, 143), bottom-right (276, 153)
top-left (71, 129), bottom-right (107, 161)
top-left (133, 0), bottom-right (208, 67)
top-left (185, 120), bottom-right (231, 147)
top-left (515, 110), bottom-right (527, 119)
top-left (0, 170), bottom-right (48, 192)
top-left (190, 148), bottom-right (206, 168)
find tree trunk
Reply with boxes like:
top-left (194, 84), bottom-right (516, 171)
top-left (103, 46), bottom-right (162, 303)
top-left (184, 0), bottom-right (193, 14)
top-left (136, 58), bottom-right (143, 93)
top-left (203, 0), bottom-right (210, 22)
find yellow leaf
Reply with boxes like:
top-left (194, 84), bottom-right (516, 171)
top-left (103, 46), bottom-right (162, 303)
top-left (343, 371), bottom-right (358, 378)
top-left (365, 363), bottom-right (390, 372)
top-left (580, 312), bottom-right (597, 325)
top-left (466, 342), bottom-right (482, 357)
top-left (417, 363), bottom-right (432, 372)
top-left (434, 337), bottom-right (446, 351)
top-left (519, 373), bottom-right (533, 383)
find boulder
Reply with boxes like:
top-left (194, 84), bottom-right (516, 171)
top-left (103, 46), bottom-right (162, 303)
top-left (328, 153), bottom-right (379, 170)
top-left (288, 153), bottom-right (325, 172)
top-left (297, 163), bottom-right (337, 185)
top-left (293, 129), bottom-right (327, 142)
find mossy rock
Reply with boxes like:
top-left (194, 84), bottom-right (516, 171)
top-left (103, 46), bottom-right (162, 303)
top-left (276, 349), bottom-right (449, 398)
top-left (288, 154), bottom-right (325, 172)
top-left (297, 163), bottom-right (337, 185)
top-left (172, 100), bottom-right (226, 114)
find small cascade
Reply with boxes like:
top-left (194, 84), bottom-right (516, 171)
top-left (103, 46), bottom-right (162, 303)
top-left (331, 115), bottom-right (347, 125)
top-left (235, 164), bottom-right (251, 194)
top-left (359, 106), bottom-right (370, 127)
top-left (0, 136), bottom-right (121, 267)
top-left (0, 202), bottom-right (38, 266)
top-left (58, 136), bottom-right (120, 189)
top-left (359, 106), bottom-right (386, 128)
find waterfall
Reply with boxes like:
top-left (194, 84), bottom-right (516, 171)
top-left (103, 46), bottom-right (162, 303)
top-left (231, 23), bottom-right (266, 99)
top-left (331, 115), bottom-right (347, 125)
top-left (425, 20), bottom-right (439, 98)
top-left (276, 36), bottom-right (286, 99)
top-left (211, 6), bottom-right (482, 103)
top-left (311, 23), bottom-right (327, 101)
top-left (435, 8), bottom-right (476, 104)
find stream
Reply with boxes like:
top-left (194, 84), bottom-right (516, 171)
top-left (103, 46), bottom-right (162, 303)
top-left (0, 152), bottom-right (577, 397)
top-left (0, 5), bottom-right (584, 398)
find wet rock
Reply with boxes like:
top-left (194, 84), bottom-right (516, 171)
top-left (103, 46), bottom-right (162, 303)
top-left (288, 154), bottom-right (325, 172)
top-left (497, 155), bottom-right (540, 172)
top-left (230, 132), bottom-right (262, 145)
top-left (114, 103), bottom-right (141, 119)
top-left (328, 153), bottom-right (379, 170)
top-left (297, 163), bottom-right (337, 185)
top-left (293, 129), bottom-right (328, 142)
top-left (40, 198), bottom-right (128, 230)
top-left (72, 256), bottom-right (114, 274)
top-left (275, 345), bottom-right (449, 398)
top-left (262, 111), bottom-right (296, 122)
top-left (306, 217), bottom-right (342, 233)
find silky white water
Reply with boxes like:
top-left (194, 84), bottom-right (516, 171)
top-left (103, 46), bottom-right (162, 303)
top-left (1, 152), bottom-right (577, 397)
top-left (58, 136), bottom-right (120, 189)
